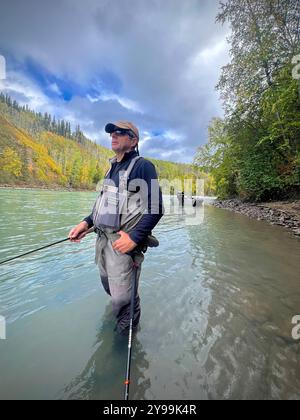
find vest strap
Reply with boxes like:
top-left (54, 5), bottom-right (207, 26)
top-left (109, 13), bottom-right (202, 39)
top-left (119, 156), bottom-right (142, 193)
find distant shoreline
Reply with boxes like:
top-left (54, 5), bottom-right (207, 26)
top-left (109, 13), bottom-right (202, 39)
top-left (0, 184), bottom-right (96, 193)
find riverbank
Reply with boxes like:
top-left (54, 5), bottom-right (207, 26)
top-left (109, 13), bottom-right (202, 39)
top-left (212, 199), bottom-right (300, 237)
top-left (0, 183), bottom-right (95, 193)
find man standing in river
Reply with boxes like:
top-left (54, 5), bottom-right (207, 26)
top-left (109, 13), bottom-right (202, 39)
top-left (68, 121), bottom-right (164, 335)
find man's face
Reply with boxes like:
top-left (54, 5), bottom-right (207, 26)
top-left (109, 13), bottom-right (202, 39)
top-left (110, 131), bottom-right (137, 153)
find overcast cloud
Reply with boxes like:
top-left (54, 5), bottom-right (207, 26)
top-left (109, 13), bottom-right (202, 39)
top-left (0, 0), bottom-right (230, 162)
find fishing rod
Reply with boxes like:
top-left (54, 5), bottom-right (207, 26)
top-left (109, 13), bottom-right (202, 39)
top-left (123, 234), bottom-right (159, 400)
top-left (0, 227), bottom-right (95, 266)
top-left (0, 223), bottom-right (186, 266)
top-left (159, 226), bottom-right (186, 234)
top-left (124, 259), bottom-right (139, 401)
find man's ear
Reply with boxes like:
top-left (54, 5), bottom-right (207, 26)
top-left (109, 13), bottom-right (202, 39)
top-left (131, 138), bottom-right (138, 148)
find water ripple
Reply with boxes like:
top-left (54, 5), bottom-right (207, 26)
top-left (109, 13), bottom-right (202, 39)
top-left (1, 192), bottom-right (300, 399)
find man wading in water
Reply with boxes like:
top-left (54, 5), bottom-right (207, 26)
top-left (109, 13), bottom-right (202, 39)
top-left (69, 121), bottom-right (164, 335)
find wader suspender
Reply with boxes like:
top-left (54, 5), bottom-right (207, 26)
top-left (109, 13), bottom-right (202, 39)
top-left (104, 155), bottom-right (142, 187)
top-left (118, 156), bottom-right (142, 193)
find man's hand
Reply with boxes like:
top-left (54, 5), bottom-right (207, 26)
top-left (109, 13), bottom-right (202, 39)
top-left (68, 221), bottom-right (89, 243)
top-left (112, 231), bottom-right (137, 254)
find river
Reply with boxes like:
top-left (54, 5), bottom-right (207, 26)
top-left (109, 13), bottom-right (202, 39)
top-left (0, 189), bottom-right (299, 400)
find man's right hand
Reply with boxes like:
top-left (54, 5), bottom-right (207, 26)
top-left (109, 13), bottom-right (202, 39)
top-left (68, 221), bottom-right (89, 243)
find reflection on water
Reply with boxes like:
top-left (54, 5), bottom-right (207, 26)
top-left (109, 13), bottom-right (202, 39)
top-left (0, 190), bottom-right (300, 400)
top-left (164, 208), bottom-right (300, 400)
top-left (59, 305), bottom-right (150, 400)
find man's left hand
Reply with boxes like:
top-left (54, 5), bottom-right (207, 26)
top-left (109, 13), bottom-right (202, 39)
top-left (112, 231), bottom-right (137, 254)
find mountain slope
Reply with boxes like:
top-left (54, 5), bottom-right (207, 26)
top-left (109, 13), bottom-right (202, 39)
top-left (0, 114), bottom-right (112, 188)
top-left (0, 115), bottom-right (65, 187)
top-left (0, 94), bottom-right (215, 194)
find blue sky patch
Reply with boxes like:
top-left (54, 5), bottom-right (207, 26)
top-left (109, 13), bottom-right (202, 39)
top-left (23, 58), bottom-right (122, 102)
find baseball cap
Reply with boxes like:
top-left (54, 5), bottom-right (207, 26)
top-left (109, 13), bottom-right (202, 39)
top-left (105, 121), bottom-right (139, 140)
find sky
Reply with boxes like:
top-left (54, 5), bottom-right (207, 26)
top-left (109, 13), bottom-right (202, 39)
top-left (0, 0), bottom-right (230, 163)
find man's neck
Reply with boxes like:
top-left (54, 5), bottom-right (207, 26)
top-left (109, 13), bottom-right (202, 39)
top-left (115, 149), bottom-right (135, 162)
top-left (116, 152), bottom-right (125, 162)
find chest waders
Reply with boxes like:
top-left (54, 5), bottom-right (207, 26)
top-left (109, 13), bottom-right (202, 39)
top-left (91, 155), bottom-right (159, 400)
top-left (92, 156), bottom-right (140, 400)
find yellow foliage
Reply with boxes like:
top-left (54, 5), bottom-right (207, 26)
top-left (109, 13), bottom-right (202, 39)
top-left (0, 147), bottom-right (22, 177)
top-left (0, 113), bottom-right (215, 193)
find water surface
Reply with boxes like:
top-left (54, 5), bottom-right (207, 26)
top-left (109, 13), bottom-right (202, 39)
top-left (0, 189), bottom-right (299, 400)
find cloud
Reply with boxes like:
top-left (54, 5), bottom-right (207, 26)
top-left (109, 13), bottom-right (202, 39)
top-left (0, 0), bottom-right (230, 162)
top-left (0, 70), bottom-right (50, 110)
top-left (88, 92), bottom-right (144, 114)
top-left (48, 82), bottom-right (62, 96)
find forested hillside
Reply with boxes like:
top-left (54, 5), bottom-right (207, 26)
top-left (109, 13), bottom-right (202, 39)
top-left (0, 94), bottom-right (215, 193)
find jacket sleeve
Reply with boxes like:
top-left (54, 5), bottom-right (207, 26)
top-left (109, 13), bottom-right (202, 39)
top-left (83, 213), bottom-right (94, 228)
top-left (128, 159), bottom-right (164, 245)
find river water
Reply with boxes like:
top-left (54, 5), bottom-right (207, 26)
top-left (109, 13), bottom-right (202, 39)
top-left (0, 189), bottom-right (299, 400)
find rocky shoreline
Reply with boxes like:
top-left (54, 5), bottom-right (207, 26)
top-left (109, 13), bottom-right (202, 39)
top-left (212, 199), bottom-right (300, 237)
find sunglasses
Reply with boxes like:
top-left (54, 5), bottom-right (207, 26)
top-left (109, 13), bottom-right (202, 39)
top-left (111, 129), bottom-right (135, 138)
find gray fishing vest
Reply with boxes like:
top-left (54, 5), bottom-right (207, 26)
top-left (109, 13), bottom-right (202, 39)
top-left (92, 155), bottom-right (146, 234)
